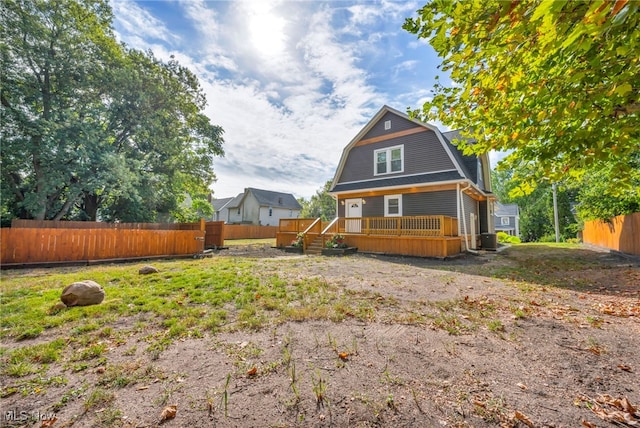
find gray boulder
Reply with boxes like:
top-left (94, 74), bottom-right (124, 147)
top-left (138, 265), bottom-right (160, 275)
top-left (61, 280), bottom-right (105, 307)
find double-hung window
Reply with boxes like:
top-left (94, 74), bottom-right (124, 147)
top-left (374, 145), bottom-right (403, 176)
top-left (384, 195), bottom-right (402, 217)
top-left (501, 217), bottom-right (510, 226)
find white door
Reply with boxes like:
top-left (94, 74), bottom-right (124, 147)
top-left (345, 198), bottom-right (362, 233)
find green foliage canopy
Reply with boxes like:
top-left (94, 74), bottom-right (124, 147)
top-left (1, 0), bottom-right (224, 223)
top-left (404, 0), bottom-right (639, 193)
top-left (299, 180), bottom-right (336, 221)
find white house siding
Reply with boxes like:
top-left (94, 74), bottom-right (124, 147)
top-left (242, 194), bottom-right (261, 224)
top-left (259, 207), bottom-right (298, 226)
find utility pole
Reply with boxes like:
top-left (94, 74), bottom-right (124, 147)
top-left (552, 182), bottom-right (560, 243)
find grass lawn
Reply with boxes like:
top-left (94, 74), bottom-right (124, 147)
top-left (223, 238), bottom-right (275, 247)
top-left (1, 243), bottom-right (637, 427)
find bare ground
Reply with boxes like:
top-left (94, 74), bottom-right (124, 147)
top-left (1, 244), bottom-right (639, 427)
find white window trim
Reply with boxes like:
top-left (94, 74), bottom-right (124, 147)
top-left (384, 194), bottom-right (403, 217)
top-left (501, 216), bottom-right (510, 226)
top-left (374, 145), bottom-right (404, 176)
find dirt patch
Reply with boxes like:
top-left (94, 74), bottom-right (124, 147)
top-left (1, 245), bottom-right (639, 427)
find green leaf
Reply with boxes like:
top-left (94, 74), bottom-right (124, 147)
top-left (531, 0), bottom-right (557, 22)
top-left (615, 83), bottom-right (633, 96)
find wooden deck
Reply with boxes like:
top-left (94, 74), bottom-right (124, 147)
top-left (277, 216), bottom-right (462, 258)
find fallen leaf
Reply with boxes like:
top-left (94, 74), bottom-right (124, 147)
top-left (617, 364), bottom-right (632, 372)
top-left (160, 405), bottom-right (177, 422)
top-left (515, 410), bottom-right (534, 427)
top-left (338, 352), bottom-right (349, 361)
top-left (581, 420), bottom-right (597, 428)
top-left (587, 394), bottom-right (639, 425)
top-left (136, 386), bottom-right (149, 391)
top-left (41, 418), bottom-right (57, 428)
top-left (621, 397), bottom-right (637, 414)
top-left (247, 367), bottom-right (257, 377)
top-left (516, 382), bottom-right (527, 390)
top-left (95, 367), bottom-right (106, 374)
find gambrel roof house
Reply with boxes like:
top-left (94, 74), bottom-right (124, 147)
top-left (327, 105), bottom-right (496, 255)
top-left (222, 188), bottom-right (302, 226)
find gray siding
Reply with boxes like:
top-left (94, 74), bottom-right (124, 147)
top-left (363, 197), bottom-right (384, 217)
top-left (461, 192), bottom-right (478, 233)
top-left (477, 159), bottom-right (485, 191)
top-left (337, 191), bottom-right (457, 218)
top-left (479, 200), bottom-right (489, 233)
top-left (404, 191), bottom-right (457, 217)
top-left (361, 111), bottom-right (418, 140)
top-left (496, 216), bottom-right (515, 228)
top-left (338, 130), bottom-right (456, 183)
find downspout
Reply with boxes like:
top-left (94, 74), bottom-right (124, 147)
top-left (459, 182), bottom-right (478, 254)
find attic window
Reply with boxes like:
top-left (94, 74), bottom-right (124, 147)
top-left (278, 197), bottom-right (283, 205)
top-left (374, 145), bottom-right (404, 176)
top-left (384, 120), bottom-right (391, 130)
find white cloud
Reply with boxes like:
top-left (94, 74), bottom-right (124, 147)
top-left (112, 0), bottom-right (441, 199)
top-left (111, 0), bottom-right (179, 45)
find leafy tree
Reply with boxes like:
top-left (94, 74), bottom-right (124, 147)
top-left (572, 154), bottom-right (640, 221)
top-left (491, 170), bottom-right (577, 242)
top-left (299, 180), bottom-right (336, 221)
top-left (1, 0), bottom-right (224, 223)
top-left (404, 1), bottom-right (639, 195)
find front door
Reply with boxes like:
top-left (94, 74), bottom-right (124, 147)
top-left (345, 198), bottom-right (362, 233)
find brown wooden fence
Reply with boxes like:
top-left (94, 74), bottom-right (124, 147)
top-left (1, 220), bottom-right (211, 267)
top-left (582, 212), bottom-right (640, 256)
top-left (223, 224), bottom-right (277, 240)
top-left (11, 219), bottom-right (202, 230)
top-left (205, 221), bottom-right (224, 248)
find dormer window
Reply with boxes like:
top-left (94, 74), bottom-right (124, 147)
top-left (374, 145), bottom-right (404, 176)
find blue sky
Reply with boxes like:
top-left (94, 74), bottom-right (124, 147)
top-left (112, 0), bottom-right (474, 200)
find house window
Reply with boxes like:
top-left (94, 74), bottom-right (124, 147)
top-left (384, 195), bottom-right (402, 217)
top-left (374, 145), bottom-right (403, 176)
top-left (501, 217), bottom-right (509, 226)
top-left (269, 207), bottom-right (273, 217)
top-left (384, 120), bottom-right (391, 130)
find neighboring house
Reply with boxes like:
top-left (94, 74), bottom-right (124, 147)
top-left (224, 188), bottom-right (302, 226)
top-left (494, 202), bottom-right (520, 237)
top-left (327, 105), bottom-right (496, 253)
top-left (210, 197), bottom-right (234, 222)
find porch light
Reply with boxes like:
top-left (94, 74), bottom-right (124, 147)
top-left (340, 200), bottom-right (345, 206)
top-left (362, 199), bottom-right (366, 204)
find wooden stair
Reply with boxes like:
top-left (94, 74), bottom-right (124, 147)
top-left (305, 236), bottom-right (324, 255)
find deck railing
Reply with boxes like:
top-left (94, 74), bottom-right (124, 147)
top-left (278, 218), bottom-right (320, 233)
top-left (327, 216), bottom-right (458, 237)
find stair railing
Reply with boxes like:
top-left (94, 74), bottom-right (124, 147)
top-left (301, 218), bottom-right (322, 251)
top-left (321, 217), bottom-right (339, 248)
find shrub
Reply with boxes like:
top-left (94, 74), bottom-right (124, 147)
top-left (325, 234), bottom-right (348, 248)
top-left (497, 231), bottom-right (521, 244)
top-left (290, 233), bottom-right (304, 248)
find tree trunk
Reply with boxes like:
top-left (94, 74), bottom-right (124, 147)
top-left (82, 193), bottom-right (100, 221)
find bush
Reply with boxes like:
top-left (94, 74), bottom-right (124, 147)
top-left (538, 233), bottom-right (557, 243)
top-left (497, 231), bottom-right (521, 244)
